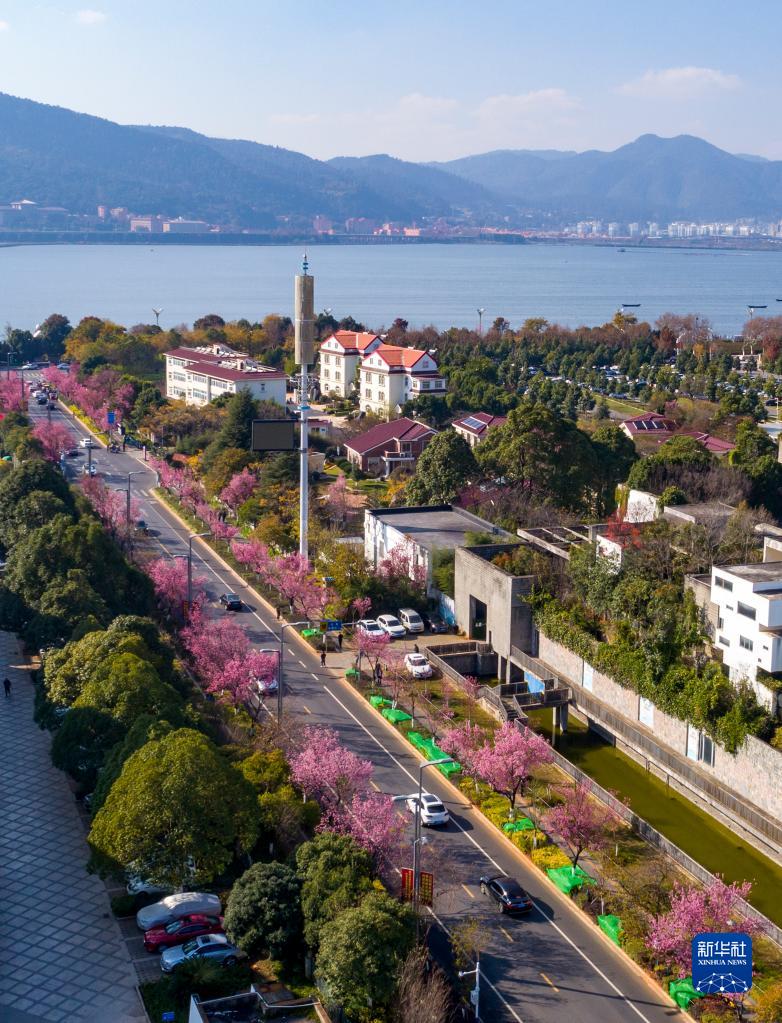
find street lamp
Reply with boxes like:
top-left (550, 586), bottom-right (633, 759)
top-left (477, 308), bottom-right (485, 335)
top-left (458, 959), bottom-right (481, 1021)
top-left (187, 532), bottom-right (211, 608)
top-left (277, 620), bottom-right (309, 721)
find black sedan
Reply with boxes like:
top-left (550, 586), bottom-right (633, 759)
top-left (421, 611), bottom-right (449, 634)
top-left (219, 593), bottom-right (243, 611)
top-left (479, 875), bottom-right (533, 914)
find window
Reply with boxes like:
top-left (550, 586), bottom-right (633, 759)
top-left (737, 601), bottom-right (756, 620)
top-left (364, 388), bottom-right (372, 398)
top-left (423, 380), bottom-right (431, 390)
top-left (378, 392), bottom-right (385, 401)
top-left (718, 635), bottom-right (730, 646)
top-left (715, 576), bottom-right (733, 592)
top-left (739, 636), bottom-right (754, 651)
top-left (717, 616), bottom-right (724, 630)
top-left (687, 725), bottom-right (715, 766)
top-left (582, 662), bottom-right (594, 692)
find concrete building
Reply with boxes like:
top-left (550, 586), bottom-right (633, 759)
top-left (318, 331), bottom-right (381, 398)
top-left (163, 218), bottom-right (210, 233)
top-left (344, 417), bottom-right (436, 475)
top-left (364, 504), bottom-right (512, 588)
top-left (129, 215), bottom-right (163, 233)
top-left (452, 412), bottom-right (507, 448)
top-left (164, 344), bottom-right (286, 407)
top-left (359, 344), bottom-right (446, 418)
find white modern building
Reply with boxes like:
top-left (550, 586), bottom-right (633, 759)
top-left (164, 344), bottom-right (286, 407)
top-left (359, 344), bottom-right (446, 418)
top-left (318, 330), bottom-right (381, 397)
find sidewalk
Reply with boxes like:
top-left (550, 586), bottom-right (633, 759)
top-left (0, 632), bottom-right (145, 1023)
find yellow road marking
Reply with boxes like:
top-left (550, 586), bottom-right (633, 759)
top-left (500, 926), bottom-right (514, 942)
top-left (302, 704), bottom-right (312, 714)
top-left (540, 971), bottom-right (559, 992)
top-left (370, 780), bottom-right (380, 791)
top-left (461, 883), bottom-right (475, 899)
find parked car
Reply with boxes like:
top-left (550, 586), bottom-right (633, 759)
top-left (56, 362), bottom-right (70, 370)
top-left (479, 875), bottom-right (533, 914)
top-left (126, 874), bottom-right (170, 897)
top-left (404, 652), bottom-right (433, 679)
top-left (405, 792), bottom-right (450, 826)
top-left (144, 914), bottom-right (224, 952)
top-left (136, 892), bottom-right (222, 931)
top-left (398, 608), bottom-right (424, 633)
top-left (356, 619), bottom-right (385, 637)
top-left (78, 437), bottom-right (95, 448)
top-left (377, 614), bottom-right (406, 639)
top-left (160, 933), bottom-right (243, 973)
top-left (219, 593), bottom-right (243, 611)
top-left (421, 611), bottom-right (449, 634)
top-left (65, 448), bottom-right (80, 458)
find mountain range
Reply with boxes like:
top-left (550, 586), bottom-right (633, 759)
top-left (1, 92), bottom-right (781, 228)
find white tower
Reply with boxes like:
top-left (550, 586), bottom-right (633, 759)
top-left (295, 255), bottom-right (315, 559)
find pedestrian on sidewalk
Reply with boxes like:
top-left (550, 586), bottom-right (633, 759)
top-left (3, 677), bottom-right (11, 697)
top-left (337, 631), bottom-right (343, 651)
top-left (320, 650), bottom-right (326, 668)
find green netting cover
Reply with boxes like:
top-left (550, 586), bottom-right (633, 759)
top-left (503, 817), bottom-right (535, 834)
top-left (407, 731), bottom-right (429, 751)
top-left (437, 759), bottom-right (461, 776)
top-left (301, 629), bottom-right (320, 638)
top-left (546, 865), bottom-right (596, 894)
top-left (597, 914), bottom-right (623, 946)
top-left (383, 707), bottom-right (412, 723)
top-left (345, 669), bottom-right (359, 680)
top-left (668, 978), bottom-right (705, 1009)
top-left (370, 695), bottom-right (391, 708)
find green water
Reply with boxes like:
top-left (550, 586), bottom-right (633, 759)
top-left (527, 708), bottom-right (782, 925)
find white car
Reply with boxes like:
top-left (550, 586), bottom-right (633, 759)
top-left (126, 874), bottom-right (171, 897)
top-left (356, 619), bottom-right (385, 637)
top-left (405, 792), bottom-right (450, 827)
top-left (250, 649), bottom-right (279, 695)
top-left (376, 614), bottom-right (406, 639)
top-left (79, 437), bottom-right (96, 448)
top-left (404, 652), bottom-right (432, 679)
top-left (136, 892), bottom-right (221, 931)
top-left (399, 608), bottom-right (424, 633)
top-left (81, 464), bottom-right (97, 476)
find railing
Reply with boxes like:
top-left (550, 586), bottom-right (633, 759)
top-left (513, 716), bottom-right (782, 947)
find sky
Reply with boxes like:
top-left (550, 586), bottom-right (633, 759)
top-left (0, 1), bottom-right (780, 162)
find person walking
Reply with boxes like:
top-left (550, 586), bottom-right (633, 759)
top-left (337, 631), bottom-right (343, 651)
top-left (3, 677), bottom-right (11, 697)
top-left (320, 649), bottom-right (326, 668)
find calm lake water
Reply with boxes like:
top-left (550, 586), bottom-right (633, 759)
top-left (1, 241), bottom-right (781, 335)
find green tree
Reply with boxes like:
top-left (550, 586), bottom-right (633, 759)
top-left (626, 435), bottom-right (714, 491)
top-left (239, 749), bottom-right (319, 851)
top-left (89, 729), bottom-right (259, 886)
top-left (91, 715), bottom-right (175, 813)
top-left (36, 313), bottom-right (72, 353)
top-left (74, 652), bottom-right (183, 728)
top-left (50, 707), bottom-right (124, 788)
top-left (755, 980), bottom-right (782, 1023)
top-left (400, 394), bottom-right (450, 427)
top-left (316, 892), bottom-right (415, 1022)
top-left (296, 833), bottom-right (374, 950)
top-left (202, 389), bottom-right (259, 469)
top-left (0, 461), bottom-right (74, 545)
top-left (590, 423), bottom-right (637, 516)
top-left (223, 861), bottom-right (302, 962)
top-left (2, 490), bottom-right (70, 547)
top-left (405, 431), bottom-right (478, 505)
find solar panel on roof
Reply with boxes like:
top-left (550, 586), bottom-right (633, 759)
top-left (462, 416), bottom-right (485, 430)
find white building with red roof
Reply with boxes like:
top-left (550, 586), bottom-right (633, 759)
top-left (619, 411), bottom-right (677, 440)
top-left (318, 330), bottom-right (382, 398)
top-left (164, 344), bottom-right (286, 408)
top-left (359, 343), bottom-right (446, 418)
top-left (452, 412), bottom-right (507, 447)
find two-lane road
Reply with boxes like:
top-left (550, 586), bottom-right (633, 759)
top-left (32, 396), bottom-right (683, 1023)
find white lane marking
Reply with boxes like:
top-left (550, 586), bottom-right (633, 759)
top-left (310, 672), bottom-right (320, 681)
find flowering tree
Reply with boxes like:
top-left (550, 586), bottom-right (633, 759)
top-left (290, 726), bottom-right (373, 808)
top-left (323, 790), bottom-right (404, 868)
top-left (181, 602), bottom-right (250, 689)
top-left (219, 468), bottom-right (257, 513)
top-left (324, 474), bottom-right (351, 528)
top-left (378, 539), bottom-right (427, 593)
top-left (0, 376), bottom-right (27, 412)
top-left (81, 475), bottom-right (139, 538)
top-left (145, 557), bottom-right (206, 619)
top-left (469, 723), bottom-right (552, 809)
top-left (351, 596), bottom-right (372, 621)
top-left (31, 421), bottom-right (74, 461)
top-left (440, 721), bottom-right (487, 771)
top-left (210, 648), bottom-right (279, 712)
top-left (275, 552), bottom-right (335, 620)
top-left (231, 537), bottom-right (275, 580)
top-left (647, 877), bottom-right (757, 977)
top-left (462, 675), bottom-right (480, 724)
top-left (544, 781), bottom-right (617, 868)
top-left (355, 628), bottom-right (391, 676)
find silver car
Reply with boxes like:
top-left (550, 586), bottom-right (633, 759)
top-left (136, 891), bottom-right (222, 931)
top-left (160, 933), bottom-right (242, 973)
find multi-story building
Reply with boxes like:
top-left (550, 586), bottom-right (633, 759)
top-left (318, 331), bottom-right (381, 398)
top-left (164, 344), bottom-right (286, 407)
top-left (359, 344), bottom-right (446, 418)
top-left (344, 417), bottom-right (436, 475)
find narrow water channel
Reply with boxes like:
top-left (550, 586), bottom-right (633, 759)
top-left (526, 708), bottom-right (782, 925)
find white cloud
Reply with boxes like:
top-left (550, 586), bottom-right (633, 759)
top-left (619, 66), bottom-right (740, 98)
top-left (478, 88), bottom-right (580, 120)
top-left (0, 20), bottom-right (9, 32)
top-left (75, 9), bottom-right (107, 26)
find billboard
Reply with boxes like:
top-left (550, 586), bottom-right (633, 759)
top-left (251, 419), bottom-right (296, 452)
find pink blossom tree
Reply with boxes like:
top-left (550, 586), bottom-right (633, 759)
top-left (439, 720), bottom-right (487, 771)
top-left (290, 725), bottom-right (374, 808)
top-left (31, 421), bottom-right (74, 461)
top-left (322, 790), bottom-right (404, 868)
top-left (0, 377), bottom-right (27, 412)
top-left (81, 475), bottom-right (139, 538)
top-left (355, 628), bottom-right (391, 677)
top-left (323, 474), bottom-right (351, 528)
top-left (647, 877), bottom-right (757, 977)
top-left (378, 539), bottom-right (427, 593)
top-left (469, 723), bottom-right (552, 809)
top-left (351, 596), bottom-right (372, 621)
top-left (219, 468), bottom-right (257, 513)
top-left (544, 781), bottom-right (618, 868)
top-left (145, 557), bottom-right (206, 619)
top-left (181, 602), bottom-right (250, 690)
top-left (209, 648), bottom-right (279, 714)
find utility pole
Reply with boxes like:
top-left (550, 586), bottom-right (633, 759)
top-left (294, 255), bottom-right (315, 559)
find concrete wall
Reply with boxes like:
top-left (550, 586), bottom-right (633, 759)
top-left (454, 546), bottom-right (535, 667)
top-left (624, 488), bottom-right (660, 523)
top-left (538, 632), bottom-right (782, 831)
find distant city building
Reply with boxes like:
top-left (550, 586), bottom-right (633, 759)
top-left (312, 215), bottom-right (333, 234)
top-left (164, 343), bottom-right (286, 407)
top-left (129, 215), bottom-right (163, 233)
top-left (344, 217), bottom-right (377, 235)
top-left (359, 343), bottom-right (446, 418)
top-left (163, 218), bottom-right (210, 234)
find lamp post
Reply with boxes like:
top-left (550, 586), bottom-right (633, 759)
top-left (477, 308), bottom-right (485, 335)
top-left (277, 620), bottom-right (309, 721)
top-left (187, 532), bottom-right (211, 609)
top-left (458, 959), bottom-right (481, 1021)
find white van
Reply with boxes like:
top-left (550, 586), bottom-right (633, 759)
top-left (398, 608), bottom-right (424, 633)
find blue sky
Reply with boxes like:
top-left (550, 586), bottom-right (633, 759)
top-left (0, 1), bottom-right (780, 161)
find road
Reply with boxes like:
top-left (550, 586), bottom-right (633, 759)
top-left (29, 394), bottom-right (683, 1023)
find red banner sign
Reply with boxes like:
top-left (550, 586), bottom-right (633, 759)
top-left (419, 871), bottom-right (434, 907)
top-left (401, 867), bottom-right (414, 901)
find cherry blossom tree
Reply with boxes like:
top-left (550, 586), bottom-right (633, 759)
top-left (81, 475), bottom-right (139, 538)
top-left (290, 725), bottom-right (373, 808)
top-left (647, 877), bottom-right (757, 977)
top-left (231, 537), bottom-right (276, 583)
top-left (322, 790), bottom-right (404, 868)
top-left (351, 596), bottom-right (372, 621)
top-left (378, 539), bottom-right (427, 593)
top-left (439, 721), bottom-right (487, 771)
top-left (0, 377), bottom-right (27, 412)
top-left (31, 421), bottom-right (74, 461)
top-left (181, 602), bottom-right (250, 690)
top-left (219, 468), bottom-right (257, 513)
top-left (469, 723), bottom-right (552, 809)
top-left (145, 557), bottom-right (206, 619)
top-left (355, 628), bottom-right (391, 677)
top-left (324, 474), bottom-right (351, 528)
top-left (209, 648), bottom-right (279, 712)
top-left (544, 781), bottom-right (618, 868)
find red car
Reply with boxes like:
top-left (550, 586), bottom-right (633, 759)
top-left (143, 913), bottom-right (225, 952)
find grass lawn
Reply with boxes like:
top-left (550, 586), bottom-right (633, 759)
top-left (604, 396), bottom-right (646, 416)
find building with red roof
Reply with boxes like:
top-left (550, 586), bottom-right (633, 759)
top-left (344, 417), bottom-right (437, 475)
top-left (619, 411), bottom-right (677, 440)
top-left (359, 344), bottom-right (446, 418)
top-left (452, 412), bottom-right (507, 447)
top-left (318, 330), bottom-right (382, 398)
top-left (164, 344), bottom-right (286, 407)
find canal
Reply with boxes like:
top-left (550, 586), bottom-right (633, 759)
top-left (526, 708), bottom-right (782, 925)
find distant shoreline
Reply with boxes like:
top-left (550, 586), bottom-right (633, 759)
top-left (0, 233), bottom-right (780, 253)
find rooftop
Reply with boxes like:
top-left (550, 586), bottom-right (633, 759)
top-left (453, 412), bottom-right (507, 435)
top-left (368, 504), bottom-right (513, 553)
top-left (373, 344), bottom-right (432, 369)
top-left (663, 501), bottom-right (736, 527)
top-left (165, 345), bottom-right (285, 381)
top-left (517, 524), bottom-right (605, 559)
top-left (345, 417), bottom-right (435, 455)
top-left (716, 563), bottom-right (782, 584)
top-left (621, 412), bottom-right (677, 433)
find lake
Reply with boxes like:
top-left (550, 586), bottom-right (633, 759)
top-left (1, 241), bottom-right (780, 335)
